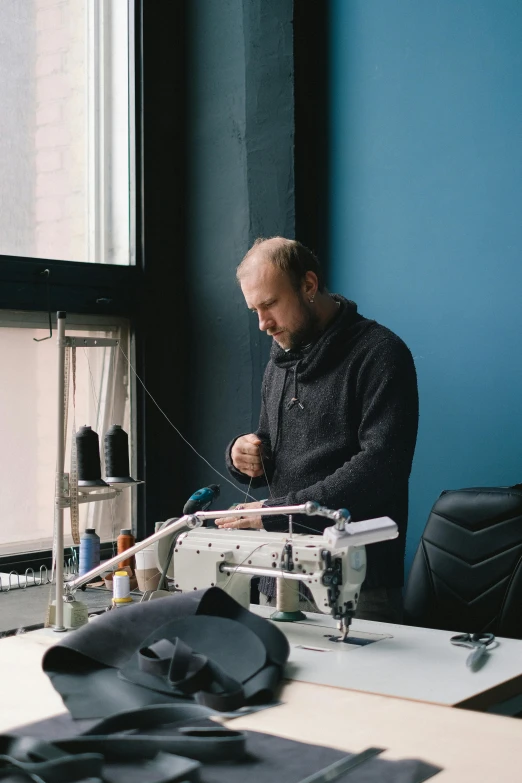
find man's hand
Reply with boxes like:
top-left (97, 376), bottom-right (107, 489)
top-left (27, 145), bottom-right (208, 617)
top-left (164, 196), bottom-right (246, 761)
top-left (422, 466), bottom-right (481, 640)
top-left (215, 501), bottom-right (264, 529)
top-left (231, 434), bottom-right (265, 478)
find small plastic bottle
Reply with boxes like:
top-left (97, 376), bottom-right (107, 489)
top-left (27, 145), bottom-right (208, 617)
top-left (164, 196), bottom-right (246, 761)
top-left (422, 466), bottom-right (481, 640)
top-left (79, 528), bottom-right (101, 576)
top-left (117, 528), bottom-right (136, 570)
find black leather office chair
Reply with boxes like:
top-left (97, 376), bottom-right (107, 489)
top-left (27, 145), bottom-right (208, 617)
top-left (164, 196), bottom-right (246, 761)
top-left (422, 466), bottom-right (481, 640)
top-left (403, 485), bottom-right (522, 639)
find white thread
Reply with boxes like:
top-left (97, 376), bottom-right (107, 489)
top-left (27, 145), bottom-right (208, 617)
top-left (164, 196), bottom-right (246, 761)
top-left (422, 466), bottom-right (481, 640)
top-left (84, 347), bottom-right (100, 416)
top-left (113, 571), bottom-right (131, 601)
top-left (275, 576), bottom-right (300, 612)
top-left (115, 344), bottom-right (328, 531)
top-left (110, 497), bottom-right (117, 559)
top-left (221, 543), bottom-right (270, 592)
top-left (85, 343), bottom-right (120, 550)
top-left (259, 448), bottom-right (274, 500)
top-left (287, 518), bottom-right (322, 535)
top-left (117, 344), bottom-right (257, 501)
top-left (243, 474), bottom-right (253, 506)
top-left (109, 341), bottom-right (116, 428)
top-left (221, 537), bottom-right (312, 607)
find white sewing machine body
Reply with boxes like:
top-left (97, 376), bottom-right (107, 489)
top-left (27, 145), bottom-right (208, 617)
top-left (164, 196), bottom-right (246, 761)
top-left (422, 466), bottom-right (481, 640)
top-left (163, 515), bottom-right (398, 633)
top-left (65, 502), bottom-right (398, 635)
top-left (173, 528), bottom-right (366, 616)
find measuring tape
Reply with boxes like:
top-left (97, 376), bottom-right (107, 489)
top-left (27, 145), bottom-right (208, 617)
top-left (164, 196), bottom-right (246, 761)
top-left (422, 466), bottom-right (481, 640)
top-left (69, 346), bottom-right (80, 546)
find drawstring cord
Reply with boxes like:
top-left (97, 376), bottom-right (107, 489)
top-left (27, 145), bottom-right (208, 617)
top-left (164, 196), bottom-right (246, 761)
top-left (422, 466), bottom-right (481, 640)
top-left (287, 361), bottom-right (304, 410)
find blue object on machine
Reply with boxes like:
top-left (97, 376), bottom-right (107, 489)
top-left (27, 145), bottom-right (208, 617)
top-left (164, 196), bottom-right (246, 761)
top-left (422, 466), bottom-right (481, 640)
top-left (183, 484), bottom-right (220, 515)
top-left (155, 485), bottom-right (221, 592)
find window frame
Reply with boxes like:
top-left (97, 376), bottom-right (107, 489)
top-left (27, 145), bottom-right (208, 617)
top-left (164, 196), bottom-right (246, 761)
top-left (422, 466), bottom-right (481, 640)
top-left (0, 0), bottom-right (147, 573)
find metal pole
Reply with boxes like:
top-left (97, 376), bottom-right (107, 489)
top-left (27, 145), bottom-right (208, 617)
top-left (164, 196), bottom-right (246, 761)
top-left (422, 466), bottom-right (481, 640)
top-left (196, 504), bottom-right (311, 519)
top-left (54, 312), bottom-right (67, 631)
top-left (220, 564), bottom-right (321, 581)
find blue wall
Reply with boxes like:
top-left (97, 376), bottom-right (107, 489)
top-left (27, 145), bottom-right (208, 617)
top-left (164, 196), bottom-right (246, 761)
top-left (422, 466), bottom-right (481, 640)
top-left (184, 0), bottom-right (294, 508)
top-left (329, 0), bottom-right (522, 575)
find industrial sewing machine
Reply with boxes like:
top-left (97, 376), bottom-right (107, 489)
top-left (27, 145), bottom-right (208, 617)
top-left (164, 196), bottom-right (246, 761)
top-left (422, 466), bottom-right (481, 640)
top-left (171, 522), bottom-right (397, 637)
top-left (66, 502), bottom-right (398, 638)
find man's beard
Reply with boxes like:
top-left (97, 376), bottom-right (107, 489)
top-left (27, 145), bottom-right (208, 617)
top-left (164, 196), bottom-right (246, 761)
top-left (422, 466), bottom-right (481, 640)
top-left (285, 298), bottom-right (321, 351)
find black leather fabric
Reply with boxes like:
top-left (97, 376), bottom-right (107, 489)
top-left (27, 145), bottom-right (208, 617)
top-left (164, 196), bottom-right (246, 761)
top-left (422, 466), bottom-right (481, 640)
top-left (0, 704), bottom-right (238, 783)
top-left (10, 708), bottom-right (443, 783)
top-left (43, 587), bottom-right (289, 719)
top-left (121, 616), bottom-right (262, 711)
top-left (404, 485), bottom-right (522, 638)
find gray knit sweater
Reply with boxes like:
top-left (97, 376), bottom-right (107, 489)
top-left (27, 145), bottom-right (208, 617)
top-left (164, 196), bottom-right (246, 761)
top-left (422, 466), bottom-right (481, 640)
top-left (226, 296), bottom-right (419, 589)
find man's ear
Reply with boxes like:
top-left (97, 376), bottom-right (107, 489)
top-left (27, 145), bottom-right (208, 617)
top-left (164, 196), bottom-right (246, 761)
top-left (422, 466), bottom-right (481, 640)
top-left (303, 271), bottom-right (318, 299)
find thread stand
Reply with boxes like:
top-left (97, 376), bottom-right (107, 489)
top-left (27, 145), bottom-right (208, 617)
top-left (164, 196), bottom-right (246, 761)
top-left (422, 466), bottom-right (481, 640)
top-left (52, 312), bottom-right (139, 632)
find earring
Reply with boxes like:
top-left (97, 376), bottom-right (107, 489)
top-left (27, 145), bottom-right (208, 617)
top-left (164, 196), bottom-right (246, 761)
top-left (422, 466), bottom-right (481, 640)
top-left (309, 296), bottom-right (315, 303)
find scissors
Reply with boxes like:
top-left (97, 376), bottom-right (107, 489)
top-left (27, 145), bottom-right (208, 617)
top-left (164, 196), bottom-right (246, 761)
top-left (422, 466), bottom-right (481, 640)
top-left (450, 632), bottom-right (497, 670)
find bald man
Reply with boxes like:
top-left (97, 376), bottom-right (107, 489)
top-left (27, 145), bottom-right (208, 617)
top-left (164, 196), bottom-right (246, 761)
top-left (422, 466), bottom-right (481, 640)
top-left (218, 238), bottom-right (419, 623)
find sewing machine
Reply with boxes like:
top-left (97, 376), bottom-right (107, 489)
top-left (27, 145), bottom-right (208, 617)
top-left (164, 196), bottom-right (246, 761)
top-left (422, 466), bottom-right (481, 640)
top-left (66, 502), bottom-right (398, 637)
top-left (162, 505), bottom-right (398, 637)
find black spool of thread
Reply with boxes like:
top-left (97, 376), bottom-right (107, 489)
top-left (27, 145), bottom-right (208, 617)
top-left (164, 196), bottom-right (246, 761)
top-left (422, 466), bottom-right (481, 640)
top-left (104, 425), bottom-right (136, 484)
top-left (76, 426), bottom-right (107, 487)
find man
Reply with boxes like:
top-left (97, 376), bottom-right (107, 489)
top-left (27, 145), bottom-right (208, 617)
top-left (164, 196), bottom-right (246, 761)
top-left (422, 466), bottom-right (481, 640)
top-left (217, 237), bottom-right (419, 623)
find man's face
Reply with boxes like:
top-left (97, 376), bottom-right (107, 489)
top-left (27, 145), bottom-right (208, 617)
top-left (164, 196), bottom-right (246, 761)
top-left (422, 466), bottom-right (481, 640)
top-left (240, 258), bottom-right (318, 351)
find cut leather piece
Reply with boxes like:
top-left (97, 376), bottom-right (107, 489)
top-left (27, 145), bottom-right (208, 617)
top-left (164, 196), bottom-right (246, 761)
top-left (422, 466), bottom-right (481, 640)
top-left (138, 637), bottom-right (211, 694)
top-left (54, 729), bottom-right (246, 765)
top-left (11, 708), bottom-right (443, 783)
top-left (83, 702), bottom-right (217, 734)
top-left (121, 616), bottom-right (264, 700)
top-left (58, 709), bottom-right (246, 763)
top-left (43, 587), bottom-right (289, 719)
top-left (121, 619), bottom-right (262, 711)
top-left (242, 663), bottom-right (281, 704)
top-left (45, 666), bottom-right (175, 720)
top-left (0, 735), bottom-right (104, 783)
top-left (196, 587), bottom-right (289, 666)
top-left (0, 735), bottom-right (200, 783)
top-left (0, 705), bottom-right (246, 782)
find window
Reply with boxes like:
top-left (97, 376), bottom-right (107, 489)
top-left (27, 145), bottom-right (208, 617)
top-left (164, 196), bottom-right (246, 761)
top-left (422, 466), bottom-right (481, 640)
top-left (0, 0), bottom-right (132, 264)
top-left (0, 0), bottom-right (181, 567)
top-left (0, 311), bottom-right (133, 556)
top-left (0, 0), bottom-right (140, 568)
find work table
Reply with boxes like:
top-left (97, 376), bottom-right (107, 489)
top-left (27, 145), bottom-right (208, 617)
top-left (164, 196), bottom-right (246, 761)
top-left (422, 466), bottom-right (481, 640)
top-left (1, 609), bottom-right (522, 782)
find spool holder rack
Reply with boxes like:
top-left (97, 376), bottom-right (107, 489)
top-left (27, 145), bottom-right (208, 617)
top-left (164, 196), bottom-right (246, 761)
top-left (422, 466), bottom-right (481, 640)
top-left (0, 559), bottom-right (77, 594)
top-left (53, 313), bottom-right (139, 631)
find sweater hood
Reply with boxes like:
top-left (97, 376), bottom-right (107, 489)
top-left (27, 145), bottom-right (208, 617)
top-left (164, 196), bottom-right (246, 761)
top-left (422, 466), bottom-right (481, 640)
top-left (270, 296), bottom-right (374, 381)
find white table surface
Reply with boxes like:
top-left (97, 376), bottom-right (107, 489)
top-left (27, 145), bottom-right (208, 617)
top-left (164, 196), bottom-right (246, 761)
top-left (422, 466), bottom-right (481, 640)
top-left (0, 629), bottom-right (66, 731)
top-left (227, 678), bottom-right (522, 782)
top-left (253, 606), bottom-right (522, 710)
top-left (1, 627), bottom-right (522, 783)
